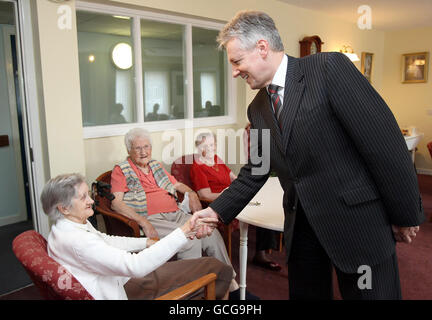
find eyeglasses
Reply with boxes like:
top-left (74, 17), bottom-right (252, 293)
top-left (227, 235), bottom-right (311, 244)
top-left (132, 145), bottom-right (151, 152)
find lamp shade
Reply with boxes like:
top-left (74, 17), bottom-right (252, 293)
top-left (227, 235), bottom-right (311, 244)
top-left (340, 45), bottom-right (360, 62)
top-left (343, 52), bottom-right (360, 62)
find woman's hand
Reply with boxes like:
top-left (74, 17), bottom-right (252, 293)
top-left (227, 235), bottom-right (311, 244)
top-left (189, 207), bottom-right (220, 239)
top-left (188, 192), bottom-right (203, 213)
top-left (139, 218), bottom-right (159, 239)
top-left (180, 217), bottom-right (195, 238)
top-left (180, 216), bottom-right (219, 239)
top-left (146, 239), bottom-right (158, 247)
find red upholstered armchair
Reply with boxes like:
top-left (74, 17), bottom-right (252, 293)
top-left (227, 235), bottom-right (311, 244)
top-left (171, 154), bottom-right (238, 261)
top-left (12, 230), bottom-right (94, 300)
top-left (12, 230), bottom-right (219, 300)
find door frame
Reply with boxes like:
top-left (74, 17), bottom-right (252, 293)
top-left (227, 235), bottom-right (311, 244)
top-left (13, 0), bottom-right (50, 237)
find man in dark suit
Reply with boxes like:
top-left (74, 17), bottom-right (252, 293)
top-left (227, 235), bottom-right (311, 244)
top-left (191, 10), bottom-right (424, 299)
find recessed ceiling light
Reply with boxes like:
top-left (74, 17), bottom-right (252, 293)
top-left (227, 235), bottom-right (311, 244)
top-left (113, 15), bottom-right (131, 20)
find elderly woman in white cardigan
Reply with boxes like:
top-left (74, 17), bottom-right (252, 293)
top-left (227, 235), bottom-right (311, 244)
top-left (41, 173), bottom-right (233, 300)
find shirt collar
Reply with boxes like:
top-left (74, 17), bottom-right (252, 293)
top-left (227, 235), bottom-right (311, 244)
top-left (58, 217), bottom-right (92, 232)
top-left (267, 54), bottom-right (288, 93)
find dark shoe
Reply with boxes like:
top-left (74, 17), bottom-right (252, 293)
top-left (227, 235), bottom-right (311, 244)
top-left (252, 257), bottom-right (282, 271)
top-left (229, 289), bottom-right (260, 300)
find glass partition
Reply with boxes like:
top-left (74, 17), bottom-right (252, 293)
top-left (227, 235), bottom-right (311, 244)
top-left (192, 27), bottom-right (226, 118)
top-left (77, 11), bottom-right (136, 126)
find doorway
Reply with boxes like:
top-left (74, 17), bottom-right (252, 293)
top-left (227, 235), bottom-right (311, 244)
top-left (0, 0), bottom-right (34, 296)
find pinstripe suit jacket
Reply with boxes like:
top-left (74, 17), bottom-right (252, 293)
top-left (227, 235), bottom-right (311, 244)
top-left (210, 52), bottom-right (425, 273)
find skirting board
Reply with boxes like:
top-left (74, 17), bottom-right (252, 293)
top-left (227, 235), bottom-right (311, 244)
top-left (0, 214), bottom-right (27, 227)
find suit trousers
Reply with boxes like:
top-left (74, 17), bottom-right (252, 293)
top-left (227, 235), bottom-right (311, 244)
top-left (288, 202), bottom-right (402, 300)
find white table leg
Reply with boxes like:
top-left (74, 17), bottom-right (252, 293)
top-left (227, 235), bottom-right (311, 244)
top-left (239, 221), bottom-right (249, 300)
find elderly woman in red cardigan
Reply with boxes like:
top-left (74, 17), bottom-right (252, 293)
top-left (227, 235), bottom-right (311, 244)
top-left (190, 131), bottom-right (281, 271)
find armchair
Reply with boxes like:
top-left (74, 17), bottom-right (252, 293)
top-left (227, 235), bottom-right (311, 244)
top-left (12, 230), bottom-right (93, 300)
top-left (93, 170), bottom-right (140, 237)
top-left (12, 230), bottom-right (218, 300)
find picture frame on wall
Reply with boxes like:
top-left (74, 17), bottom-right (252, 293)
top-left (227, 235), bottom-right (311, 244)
top-left (402, 52), bottom-right (429, 83)
top-left (361, 52), bottom-right (373, 83)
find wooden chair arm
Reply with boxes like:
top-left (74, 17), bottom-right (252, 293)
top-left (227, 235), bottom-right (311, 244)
top-left (155, 273), bottom-right (217, 300)
top-left (95, 205), bottom-right (141, 238)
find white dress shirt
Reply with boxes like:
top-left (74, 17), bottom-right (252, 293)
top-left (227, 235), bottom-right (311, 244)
top-left (267, 54), bottom-right (288, 105)
top-left (48, 218), bottom-right (187, 300)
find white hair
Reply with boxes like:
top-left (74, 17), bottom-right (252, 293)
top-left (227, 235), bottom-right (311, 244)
top-left (40, 173), bottom-right (85, 223)
top-left (195, 131), bottom-right (216, 148)
top-left (125, 127), bottom-right (152, 152)
top-left (217, 10), bottom-right (284, 52)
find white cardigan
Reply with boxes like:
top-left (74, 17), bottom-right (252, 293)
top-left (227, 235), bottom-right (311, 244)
top-left (47, 218), bottom-right (187, 300)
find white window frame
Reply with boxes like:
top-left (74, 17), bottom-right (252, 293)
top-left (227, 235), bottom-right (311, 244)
top-left (76, 1), bottom-right (236, 139)
top-left (16, 0), bottom-right (51, 237)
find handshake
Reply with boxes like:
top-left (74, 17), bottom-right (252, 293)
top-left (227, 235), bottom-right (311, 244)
top-left (181, 207), bottom-right (220, 240)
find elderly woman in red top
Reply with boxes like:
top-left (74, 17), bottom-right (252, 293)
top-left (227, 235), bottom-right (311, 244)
top-left (110, 128), bottom-right (254, 299)
top-left (190, 132), bottom-right (281, 271)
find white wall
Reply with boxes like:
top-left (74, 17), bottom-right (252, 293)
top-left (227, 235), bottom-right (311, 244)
top-left (381, 27), bottom-right (432, 172)
top-left (34, 0), bottom-right (86, 177)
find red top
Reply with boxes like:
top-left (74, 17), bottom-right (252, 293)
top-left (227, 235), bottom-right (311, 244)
top-left (190, 155), bottom-right (232, 193)
top-left (111, 158), bottom-right (179, 216)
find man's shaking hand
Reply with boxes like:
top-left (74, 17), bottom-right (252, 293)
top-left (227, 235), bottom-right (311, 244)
top-left (189, 207), bottom-right (220, 239)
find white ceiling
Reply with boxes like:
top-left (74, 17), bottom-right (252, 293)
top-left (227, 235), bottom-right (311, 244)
top-left (278, 0), bottom-right (432, 31)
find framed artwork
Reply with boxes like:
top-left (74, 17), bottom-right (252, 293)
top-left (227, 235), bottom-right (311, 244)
top-left (402, 52), bottom-right (429, 83)
top-left (361, 52), bottom-right (373, 83)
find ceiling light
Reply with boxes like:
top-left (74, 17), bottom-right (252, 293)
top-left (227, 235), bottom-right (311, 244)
top-left (113, 15), bottom-right (131, 20)
top-left (111, 43), bottom-right (133, 70)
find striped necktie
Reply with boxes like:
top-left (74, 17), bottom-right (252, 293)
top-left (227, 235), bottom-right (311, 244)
top-left (268, 84), bottom-right (282, 120)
